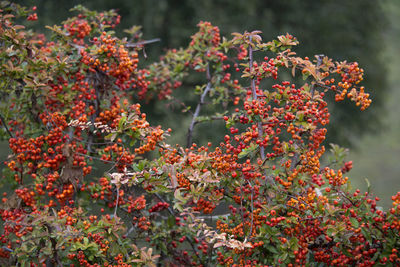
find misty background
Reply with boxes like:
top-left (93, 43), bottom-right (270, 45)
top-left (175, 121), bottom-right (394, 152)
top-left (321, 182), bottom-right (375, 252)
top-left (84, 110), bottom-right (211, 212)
top-left (10, 0), bottom-right (400, 207)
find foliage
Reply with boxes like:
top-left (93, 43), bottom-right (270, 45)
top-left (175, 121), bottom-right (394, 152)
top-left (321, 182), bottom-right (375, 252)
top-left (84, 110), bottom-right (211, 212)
top-left (0, 3), bottom-right (399, 266)
top-left (17, 0), bottom-right (388, 147)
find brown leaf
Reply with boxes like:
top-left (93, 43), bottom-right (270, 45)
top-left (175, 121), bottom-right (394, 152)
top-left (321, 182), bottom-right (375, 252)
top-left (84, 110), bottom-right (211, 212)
top-left (60, 165), bottom-right (83, 187)
top-left (60, 145), bottom-right (83, 187)
top-left (292, 64), bottom-right (297, 77)
top-left (0, 192), bottom-right (21, 210)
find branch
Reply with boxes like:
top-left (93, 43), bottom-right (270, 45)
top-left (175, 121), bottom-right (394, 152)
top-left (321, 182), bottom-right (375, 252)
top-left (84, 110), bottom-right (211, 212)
top-left (186, 64), bottom-right (212, 147)
top-left (0, 114), bottom-right (13, 138)
top-left (125, 38), bottom-right (161, 48)
top-left (249, 37), bottom-right (265, 162)
top-left (193, 115), bottom-right (225, 126)
top-left (44, 223), bottom-right (63, 267)
top-left (114, 187), bottom-right (120, 217)
top-left (154, 193), bottom-right (175, 216)
top-left (310, 54), bottom-right (324, 97)
top-left (246, 181), bottom-right (254, 240)
top-left (248, 37), bottom-right (273, 185)
top-left (290, 141), bottom-right (302, 172)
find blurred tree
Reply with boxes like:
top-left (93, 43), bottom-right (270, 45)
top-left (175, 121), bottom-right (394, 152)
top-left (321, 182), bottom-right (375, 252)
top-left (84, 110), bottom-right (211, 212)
top-left (18, 0), bottom-right (387, 147)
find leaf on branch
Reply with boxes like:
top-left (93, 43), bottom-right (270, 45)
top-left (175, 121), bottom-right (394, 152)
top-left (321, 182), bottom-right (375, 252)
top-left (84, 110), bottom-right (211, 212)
top-left (238, 143), bottom-right (258, 159)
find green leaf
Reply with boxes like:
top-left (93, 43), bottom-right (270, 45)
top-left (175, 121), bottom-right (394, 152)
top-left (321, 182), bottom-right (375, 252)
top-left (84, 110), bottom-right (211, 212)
top-left (118, 115), bottom-right (126, 129)
top-left (289, 238), bottom-right (299, 250)
top-left (105, 132), bottom-right (117, 142)
top-left (281, 252), bottom-right (288, 262)
top-left (238, 144), bottom-right (258, 159)
top-left (267, 245), bottom-right (278, 254)
top-left (326, 227), bottom-right (335, 237)
top-left (173, 63), bottom-right (184, 73)
top-left (167, 216), bottom-right (175, 228)
top-left (349, 217), bottom-right (359, 228)
top-left (370, 251), bottom-right (380, 263)
top-left (361, 227), bottom-right (371, 242)
top-left (296, 111), bottom-right (304, 121)
top-left (173, 202), bottom-right (183, 211)
top-left (342, 248), bottom-right (353, 258)
top-left (129, 139), bottom-right (137, 146)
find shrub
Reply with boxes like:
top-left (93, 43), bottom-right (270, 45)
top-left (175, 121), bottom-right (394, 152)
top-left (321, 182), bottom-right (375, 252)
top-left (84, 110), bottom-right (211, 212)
top-left (0, 3), bottom-right (398, 266)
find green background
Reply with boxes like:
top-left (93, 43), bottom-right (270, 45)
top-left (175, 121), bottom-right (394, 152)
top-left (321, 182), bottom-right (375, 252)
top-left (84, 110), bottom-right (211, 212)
top-left (7, 0), bottom-right (400, 207)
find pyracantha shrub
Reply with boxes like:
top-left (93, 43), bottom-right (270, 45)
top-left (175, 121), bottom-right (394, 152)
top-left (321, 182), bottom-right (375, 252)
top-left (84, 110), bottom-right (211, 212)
top-left (0, 2), bottom-right (398, 267)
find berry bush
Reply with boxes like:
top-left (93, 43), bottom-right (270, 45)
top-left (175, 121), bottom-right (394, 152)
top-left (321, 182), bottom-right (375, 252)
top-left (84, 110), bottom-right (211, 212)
top-left (0, 3), bottom-right (398, 266)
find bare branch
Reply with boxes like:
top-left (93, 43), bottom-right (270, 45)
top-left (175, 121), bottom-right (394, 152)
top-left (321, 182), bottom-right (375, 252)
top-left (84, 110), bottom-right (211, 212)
top-left (249, 36), bottom-right (265, 162)
top-left (186, 64), bottom-right (212, 147)
top-left (126, 38), bottom-right (161, 48)
top-left (310, 54), bottom-right (324, 97)
top-left (0, 114), bottom-right (13, 138)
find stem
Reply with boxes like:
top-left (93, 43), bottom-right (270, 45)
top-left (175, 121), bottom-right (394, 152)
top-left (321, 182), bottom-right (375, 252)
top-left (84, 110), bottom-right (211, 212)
top-left (186, 64), bottom-right (212, 147)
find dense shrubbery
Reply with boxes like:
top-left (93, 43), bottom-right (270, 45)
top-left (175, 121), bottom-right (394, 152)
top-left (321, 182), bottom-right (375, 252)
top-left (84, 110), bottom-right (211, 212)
top-left (0, 3), bottom-right (399, 266)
